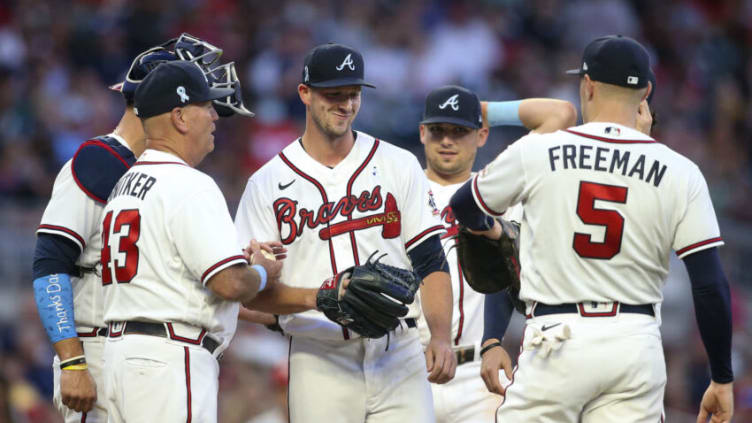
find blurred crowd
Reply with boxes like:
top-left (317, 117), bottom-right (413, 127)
top-left (1, 0), bottom-right (752, 422)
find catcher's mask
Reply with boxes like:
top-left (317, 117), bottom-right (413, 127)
top-left (110, 33), bottom-right (223, 105)
top-left (206, 62), bottom-right (255, 117)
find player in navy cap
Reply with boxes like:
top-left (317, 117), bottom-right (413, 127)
top-left (417, 84), bottom-right (576, 423)
top-left (32, 33), bottom-right (237, 422)
top-left (235, 42), bottom-right (456, 422)
top-left (451, 34), bottom-right (734, 423)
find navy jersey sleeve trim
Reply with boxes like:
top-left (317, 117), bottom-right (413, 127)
top-left (405, 225), bottom-right (444, 251)
top-left (473, 175), bottom-right (505, 216)
top-left (407, 234), bottom-right (449, 279)
top-left (683, 247), bottom-right (734, 383)
top-left (201, 255), bottom-right (248, 286)
top-left (449, 180), bottom-right (496, 231)
top-left (71, 138), bottom-right (135, 204)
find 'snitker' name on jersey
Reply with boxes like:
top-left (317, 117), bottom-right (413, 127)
top-left (109, 172), bottom-right (157, 201)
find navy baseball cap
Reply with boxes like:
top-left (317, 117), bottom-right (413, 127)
top-left (134, 61), bottom-right (234, 118)
top-left (302, 43), bottom-right (375, 88)
top-left (566, 35), bottom-right (651, 89)
top-left (420, 85), bottom-right (483, 129)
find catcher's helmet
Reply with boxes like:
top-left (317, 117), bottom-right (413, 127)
top-left (110, 33), bottom-right (223, 104)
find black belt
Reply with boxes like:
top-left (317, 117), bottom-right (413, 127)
top-left (404, 318), bottom-right (417, 329)
top-left (533, 302), bottom-right (654, 317)
top-left (109, 322), bottom-right (220, 354)
top-left (454, 345), bottom-right (475, 366)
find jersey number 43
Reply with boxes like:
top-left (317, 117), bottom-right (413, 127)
top-left (573, 181), bottom-right (628, 260)
top-left (101, 209), bottom-right (141, 285)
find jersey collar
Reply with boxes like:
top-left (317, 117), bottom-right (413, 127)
top-left (107, 132), bottom-right (133, 152)
top-left (137, 149), bottom-right (189, 166)
top-left (565, 122), bottom-right (655, 144)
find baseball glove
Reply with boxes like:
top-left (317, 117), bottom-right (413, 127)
top-left (316, 252), bottom-right (421, 338)
top-left (457, 219), bottom-right (525, 313)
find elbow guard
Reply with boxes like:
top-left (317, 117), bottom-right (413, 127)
top-left (33, 274), bottom-right (77, 344)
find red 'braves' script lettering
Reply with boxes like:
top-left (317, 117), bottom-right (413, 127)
top-left (274, 186), bottom-right (385, 244)
top-left (440, 205), bottom-right (459, 239)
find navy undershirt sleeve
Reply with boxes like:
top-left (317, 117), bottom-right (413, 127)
top-left (683, 247), bottom-right (734, 383)
top-left (449, 181), bottom-right (495, 231)
top-left (483, 290), bottom-right (515, 343)
top-left (33, 234), bottom-right (81, 279)
top-left (407, 234), bottom-right (449, 279)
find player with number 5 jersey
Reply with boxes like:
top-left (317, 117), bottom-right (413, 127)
top-left (450, 35), bottom-right (733, 422)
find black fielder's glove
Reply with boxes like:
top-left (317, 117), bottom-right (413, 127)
top-left (316, 252), bottom-right (421, 338)
top-left (457, 219), bottom-right (525, 313)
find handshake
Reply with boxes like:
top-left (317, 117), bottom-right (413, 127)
top-left (241, 242), bottom-right (421, 339)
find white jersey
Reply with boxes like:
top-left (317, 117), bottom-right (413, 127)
top-left (472, 122), bottom-right (723, 305)
top-left (101, 149), bottom-right (246, 350)
top-left (235, 131), bottom-right (444, 340)
top-left (37, 133), bottom-right (134, 331)
top-left (417, 177), bottom-right (522, 347)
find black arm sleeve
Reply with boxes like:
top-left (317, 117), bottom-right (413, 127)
top-left (682, 247), bottom-right (734, 383)
top-left (483, 290), bottom-right (515, 343)
top-left (449, 180), bottom-right (495, 231)
top-left (33, 234), bottom-right (81, 279)
top-left (407, 234), bottom-right (449, 279)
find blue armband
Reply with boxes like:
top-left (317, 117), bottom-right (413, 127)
top-left (487, 100), bottom-right (523, 127)
top-left (251, 264), bottom-right (268, 291)
top-left (33, 274), bottom-right (77, 344)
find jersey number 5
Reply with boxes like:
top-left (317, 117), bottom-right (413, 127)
top-left (101, 209), bottom-right (141, 285)
top-left (573, 181), bottom-right (628, 260)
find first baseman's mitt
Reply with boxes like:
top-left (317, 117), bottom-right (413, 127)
top-left (316, 252), bottom-right (421, 338)
top-left (457, 219), bottom-right (525, 312)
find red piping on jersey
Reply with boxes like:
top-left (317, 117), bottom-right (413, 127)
top-left (454, 251), bottom-right (465, 346)
top-left (132, 161), bottom-right (188, 166)
top-left (345, 139), bottom-right (380, 266)
top-left (279, 151), bottom-right (347, 339)
top-left (71, 140), bottom-right (133, 204)
top-left (472, 175), bottom-right (504, 216)
top-left (184, 347), bottom-right (192, 423)
top-left (37, 224), bottom-right (86, 249)
top-left (167, 323), bottom-right (207, 345)
top-left (676, 237), bottom-right (723, 256)
top-left (496, 325), bottom-right (525, 414)
top-left (279, 152), bottom-right (339, 276)
top-left (565, 129), bottom-right (657, 144)
top-left (287, 337), bottom-right (292, 423)
top-left (405, 225), bottom-right (444, 250)
top-left (201, 255), bottom-right (246, 285)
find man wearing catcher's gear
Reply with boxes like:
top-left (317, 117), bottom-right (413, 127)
top-left (451, 35), bottom-right (734, 423)
top-left (31, 34), bottom-right (244, 422)
top-left (415, 85), bottom-right (576, 422)
top-left (235, 43), bottom-right (455, 422)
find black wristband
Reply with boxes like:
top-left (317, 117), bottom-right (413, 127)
top-left (59, 356), bottom-right (86, 370)
top-left (480, 341), bottom-right (502, 357)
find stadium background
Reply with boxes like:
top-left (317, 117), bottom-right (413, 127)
top-left (1, 0), bottom-right (751, 421)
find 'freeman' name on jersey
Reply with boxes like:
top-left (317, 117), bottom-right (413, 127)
top-left (548, 143), bottom-right (667, 187)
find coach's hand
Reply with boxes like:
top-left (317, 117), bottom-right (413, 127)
top-left (480, 339), bottom-right (513, 395)
top-left (248, 240), bottom-right (283, 287)
top-left (61, 368), bottom-right (97, 412)
top-left (425, 337), bottom-right (456, 384)
top-left (697, 381), bottom-right (733, 423)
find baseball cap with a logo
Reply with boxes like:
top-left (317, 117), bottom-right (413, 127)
top-left (420, 85), bottom-right (482, 129)
top-left (301, 43), bottom-right (375, 88)
top-left (566, 35), bottom-right (651, 89)
top-left (134, 61), bottom-right (234, 118)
